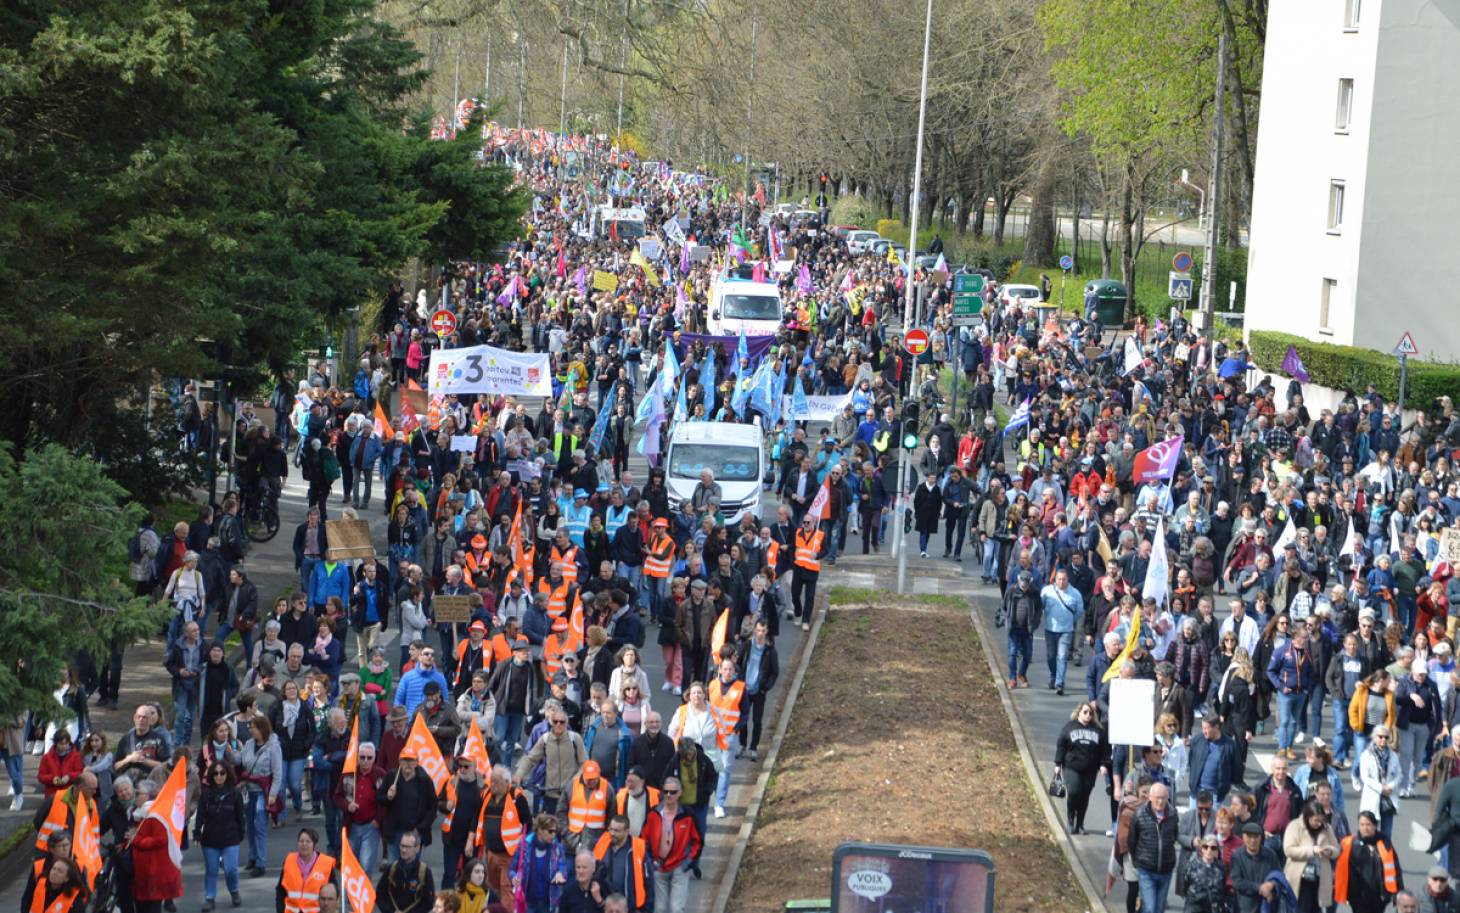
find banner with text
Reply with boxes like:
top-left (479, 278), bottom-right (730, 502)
top-left (427, 344), bottom-right (552, 397)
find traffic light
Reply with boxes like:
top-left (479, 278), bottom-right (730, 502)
top-left (901, 401), bottom-right (921, 450)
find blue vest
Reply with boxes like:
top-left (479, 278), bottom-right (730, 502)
top-left (606, 505), bottom-right (633, 538)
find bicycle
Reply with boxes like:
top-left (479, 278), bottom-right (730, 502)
top-left (242, 482), bottom-right (280, 543)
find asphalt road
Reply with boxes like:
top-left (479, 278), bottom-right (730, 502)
top-left (0, 400), bottom-right (806, 913)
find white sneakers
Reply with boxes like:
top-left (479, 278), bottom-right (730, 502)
top-left (661, 681), bottom-right (673, 692)
top-left (8, 794), bottom-right (22, 812)
top-left (714, 806), bottom-right (726, 818)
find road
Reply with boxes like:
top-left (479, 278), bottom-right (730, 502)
top-left (0, 397), bottom-right (806, 913)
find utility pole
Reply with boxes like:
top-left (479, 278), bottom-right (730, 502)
top-left (558, 38), bottom-right (569, 140)
top-left (892, 0), bottom-right (936, 595)
top-left (1199, 30), bottom-right (1227, 373)
top-left (740, 8), bottom-right (758, 230)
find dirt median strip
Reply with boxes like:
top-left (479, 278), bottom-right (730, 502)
top-left (728, 598), bottom-right (1087, 912)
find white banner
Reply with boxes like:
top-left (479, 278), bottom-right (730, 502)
top-left (427, 344), bottom-right (552, 397)
top-left (638, 237), bottom-right (663, 260)
top-left (783, 392), bottom-right (853, 422)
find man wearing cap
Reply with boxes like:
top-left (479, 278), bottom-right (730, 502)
top-left (381, 749), bottom-right (438, 862)
top-left (452, 620), bottom-right (494, 698)
top-left (1230, 820), bottom-right (1282, 913)
top-left (677, 579), bottom-right (716, 686)
top-left (643, 518), bottom-right (676, 624)
top-left (1416, 866), bottom-right (1460, 912)
top-left (563, 494), bottom-right (592, 551)
top-left (562, 759), bottom-right (610, 851)
top-left (416, 681), bottom-right (461, 757)
top-left (790, 512), bottom-right (829, 633)
top-left (544, 616), bottom-right (582, 684)
top-left (538, 561), bottom-right (580, 625)
top-left (487, 638), bottom-right (535, 765)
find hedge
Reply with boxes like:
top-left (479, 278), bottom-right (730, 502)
top-left (1248, 330), bottom-right (1460, 407)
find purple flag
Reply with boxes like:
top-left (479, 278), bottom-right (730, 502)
top-left (495, 275), bottom-right (518, 307)
top-left (796, 263), bottom-right (814, 295)
top-left (1281, 345), bottom-right (1310, 383)
top-left (572, 265), bottom-right (587, 297)
top-left (679, 242), bottom-right (690, 275)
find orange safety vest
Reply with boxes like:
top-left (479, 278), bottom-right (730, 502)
top-left (794, 529), bottom-right (824, 573)
top-left (551, 546), bottom-right (580, 585)
top-left (463, 550), bottom-right (490, 585)
top-left (708, 679), bottom-right (744, 747)
top-left (614, 786), bottom-right (661, 820)
top-left (32, 791), bottom-right (92, 855)
top-left (566, 777), bottom-right (609, 834)
top-left (28, 878), bottom-right (78, 913)
top-left (454, 639), bottom-right (492, 688)
top-left (489, 633), bottom-right (515, 665)
top-left (280, 852), bottom-right (338, 913)
top-left (1333, 834), bottom-right (1399, 903)
top-left (765, 540), bottom-right (780, 572)
top-left (544, 634), bottom-right (578, 680)
top-left (644, 535), bottom-right (675, 578)
top-left (471, 786), bottom-right (527, 855)
top-left (591, 833), bottom-right (648, 906)
top-left (538, 579), bottom-right (575, 620)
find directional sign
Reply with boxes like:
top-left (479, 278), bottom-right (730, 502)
top-left (903, 328), bottom-right (931, 356)
top-left (1059, 254), bottom-right (1074, 272)
top-left (1173, 251), bottom-right (1194, 273)
top-left (1168, 271), bottom-right (1193, 300)
top-left (1395, 332), bottom-right (1419, 356)
top-left (953, 272), bottom-right (985, 317)
top-left (430, 309), bottom-right (457, 337)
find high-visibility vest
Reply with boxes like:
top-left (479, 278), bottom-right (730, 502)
top-left (472, 786), bottom-right (527, 855)
top-left (28, 878), bottom-right (78, 913)
top-left (1334, 835), bottom-right (1399, 903)
top-left (708, 679), bottom-right (744, 747)
top-left (427, 402), bottom-right (443, 431)
top-left (538, 580), bottom-right (575, 620)
top-left (551, 546), bottom-right (580, 585)
top-left (644, 536), bottom-right (675, 578)
top-left (489, 633), bottom-right (515, 665)
top-left (32, 790), bottom-right (91, 855)
top-left (591, 833), bottom-right (648, 905)
top-left (454, 639), bottom-right (492, 690)
top-left (280, 852), bottom-right (338, 913)
top-left (566, 777), bottom-right (609, 834)
top-left (614, 786), bottom-right (661, 819)
top-left (544, 634), bottom-right (578, 680)
top-left (765, 540), bottom-right (780, 573)
top-left (463, 550), bottom-right (490, 585)
top-left (441, 779), bottom-right (458, 835)
top-left (794, 529), bottom-right (824, 573)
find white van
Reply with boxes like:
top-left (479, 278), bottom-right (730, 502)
top-left (708, 276), bottom-right (782, 337)
top-left (664, 422), bottom-right (765, 525)
top-left (595, 205), bottom-right (647, 241)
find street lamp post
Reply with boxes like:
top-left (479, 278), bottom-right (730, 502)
top-left (892, 0), bottom-right (936, 596)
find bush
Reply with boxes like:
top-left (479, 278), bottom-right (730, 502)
top-left (1248, 330), bottom-right (1460, 407)
top-left (830, 194), bottom-right (876, 229)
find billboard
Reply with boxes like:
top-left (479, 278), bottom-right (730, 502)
top-left (832, 843), bottom-right (995, 913)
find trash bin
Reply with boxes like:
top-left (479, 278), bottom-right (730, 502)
top-left (1084, 279), bottom-right (1128, 327)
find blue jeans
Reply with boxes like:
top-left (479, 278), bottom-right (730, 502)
top-left (246, 790), bottom-right (269, 868)
top-left (203, 844), bottom-right (240, 899)
top-left (825, 521), bottom-right (844, 563)
top-left (283, 757), bottom-right (306, 813)
top-left (618, 564), bottom-right (643, 609)
top-left (1397, 596), bottom-right (1417, 634)
top-left (213, 622), bottom-right (254, 670)
top-left (299, 556), bottom-right (321, 596)
top-left (1137, 870), bottom-right (1172, 913)
top-left (982, 538), bottom-right (999, 579)
top-left (494, 711), bottom-right (526, 767)
top-left (715, 735), bottom-right (738, 808)
top-left (918, 531), bottom-right (931, 553)
top-left (1332, 697), bottom-right (1354, 762)
top-left (687, 805), bottom-right (708, 863)
top-left (1044, 630), bottom-right (1073, 688)
top-left (1, 749), bottom-right (23, 795)
top-left (1008, 629), bottom-right (1033, 680)
top-left (349, 823), bottom-right (382, 877)
top-left (1308, 683), bottom-right (1326, 740)
top-left (173, 687), bottom-right (196, 747)
top-left (1276, 691), bottom-right (1305, 751)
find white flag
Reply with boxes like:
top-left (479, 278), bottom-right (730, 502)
top-left (1143, 518), bottom-right (1170, 607)
top-left (1123, 336), bottom-right (1144, 376)
top-left (1339, 516), bottom-right (1357, 560)
top-left (1273, 517), bottom-right (1297, 554)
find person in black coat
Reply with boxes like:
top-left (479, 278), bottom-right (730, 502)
top-left (735, 619), bottom-right (779, 759)
top-left (196, 762), bottom-right (247, 908)
top-left (628, 714), bottom-right (677, 790)
top-left (198, 643), bottom-right (240, 737)
top-left (912, 475), bottom-right (943, 557)
top-left (381, 755), bottom-right (438, 851)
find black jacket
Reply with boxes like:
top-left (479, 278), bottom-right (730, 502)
top-left (382, 770), bottom-right (439, 843)
top-left (291, 522), bottom-right (330, 570)
top-left (628, 732), bottom-right (678, 790)
top-left (195, 783), bottom-right (246, 849)
top-left (224, 580), bottom-right (259, 628)
top-left (376, 858), bottom-right (436, 913)
top-left (350, 573), bottom-right (393, 630)
top-left (736, 638), bottom-right (780, 695)
top-left (267, 701), bottom-right (317, 762)
top-left (1129, 803), bottom-right (1180, 874)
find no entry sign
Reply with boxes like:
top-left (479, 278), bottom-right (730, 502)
top-left (903, 328), bottom-right (931, 356)
top-left (431, 309), bottom-right (457, 337)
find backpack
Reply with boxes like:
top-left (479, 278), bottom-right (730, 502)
top-left (128, 531), bottom-right (145, 563)
top-left (321, 450), bottom-right (342, 483)
top-left (220, 515), bottom-right (246, 561)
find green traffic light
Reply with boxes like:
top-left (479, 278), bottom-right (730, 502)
top-left (903, 433), bottom-right (918, 449)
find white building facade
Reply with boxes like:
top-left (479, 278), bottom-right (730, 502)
top-left (1245, 0), bottom-right (1460, 361)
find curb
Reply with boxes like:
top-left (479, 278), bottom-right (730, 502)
top-left (966, 600), bottom-right (1109, 913)
top-left (709, 592), bottom-right (827, 913)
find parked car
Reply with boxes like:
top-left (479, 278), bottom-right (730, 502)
top-left (999, 284), bottom-right (1043, 308)
top-left (847, 230), bottom-right (882, 254)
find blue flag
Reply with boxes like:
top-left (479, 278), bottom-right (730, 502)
top-left (634, 376), bottom-right (656, 426)
top-left (673, 370), bottom-right (689, 424)
top-left (736, 323), bottom-right (749, 379)
top-left (769, 366), bottom-right (787, 426)
top-left (589, 382), bottom-right (617, 454)
top-left (699, 349), bottom-right (717, 404)
top-left (636, 389), bottom-right (665, 458)
top-left (1003, 399), bottom-right (1031, 435)
top-left (747, 359), bottom-right (774, 418)
top-left (791, 372), bottom-right (810, 421)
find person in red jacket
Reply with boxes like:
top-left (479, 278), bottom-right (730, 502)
top-left (37, 732), bottom-right (84, 801)
top-left (642, 778), bottom-right (702, 913)
top-left (131, 809), bottom-right (184, 913)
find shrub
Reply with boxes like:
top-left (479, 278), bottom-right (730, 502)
top-left (1248, 330), bottom-right (1460, 407)
top-left (830, 194), bottom-right (876, 228)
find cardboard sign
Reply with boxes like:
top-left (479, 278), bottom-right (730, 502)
top-left (688, 245), bottom-right (712, 263)
top-left (1440, 528), bottom-right (1460, 565)
top-left (324, 519), bottom-right (374, 561)
top-left (433, 595), bottom-right (475, 624)
top-left (638, 237), bottom-right (663, 260)
top-left (592, 270), bottom-right (619, 293)
top-left (1107, 678), bottom-right (1157, 746)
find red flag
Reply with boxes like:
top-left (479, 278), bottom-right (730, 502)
top-left (555, 236), bottom-right (566, 279)
top-left (1132, 435), bottom-right (1185, 485)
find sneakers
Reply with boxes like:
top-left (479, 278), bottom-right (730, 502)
top-left (8, 794), bottom-right (22, 812)
top-left (203, 900), bottom-right (216, 912)
top-left (749, 749), bottom-right (759, 762)
top-left (230, 893), bottom-right (242, 908)
top-left (919, 551), bottom-right (928, 558)
top-left (801, 622), bottom-right (810, 632)
top-left (661, 681), bottom-right (673, 692)
top-left (1295, 731), bottom-right (1307, 745)
top-left (1009, 679), bottom-right (1019, 689)
top-left (1018, 676), bottom-right (1029, 688)
top-left (785, 610), bottom-right (796, 621)
top-left (714, 806), bottom-right (726, 818)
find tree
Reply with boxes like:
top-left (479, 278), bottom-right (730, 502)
top-left (0, 445), bottom-right (167, 724)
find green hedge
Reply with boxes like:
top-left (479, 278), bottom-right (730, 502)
top-left (1249, 331), bottom-right (1460, 407)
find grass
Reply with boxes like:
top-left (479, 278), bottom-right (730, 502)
top-left (826, 585), bottom-right (964, 608)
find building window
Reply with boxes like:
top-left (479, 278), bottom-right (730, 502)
top-left (1327, 181), bottom-right (1345, 233)
top-left (1335, 78), bottom-right (1353, 132)
top-left (1320, 278), bottom-right (1336, 332)
top-left (1344, 0), bottom-right (1361, 29)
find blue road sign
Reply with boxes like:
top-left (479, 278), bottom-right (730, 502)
top-left (1059, 255), bottom-right (1074, 271)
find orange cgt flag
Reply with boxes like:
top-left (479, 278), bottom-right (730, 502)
top-left (146, 758), bottom-right (189, 869)
top-left (404, 713), bottom-right (450, 791)
top-left (709, 608), bottom-right (730, 660)
top-left (373, 401), bottom-right (394, 441)
top-left (341, 828), bottom-right (377, 913)
top-left (462, 717), bottom-right (491, 772)
top-left (341, 715), bottom-right (359, 777)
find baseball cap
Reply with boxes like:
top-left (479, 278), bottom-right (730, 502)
top-left (1430, 866), bottom-right (1451, 881)
top-left (1240, 822), bottom-right (1262, 836)
top-left (581, 761), bottom-right (601, 779)
top-left (653, 518), bottom-right (669, 529)
top-left (551, 617), bottom-right (569, 632)
top-left (469, 620), bottom-right (487, 632)
top-left (512, 637), bottom-right (529, 650)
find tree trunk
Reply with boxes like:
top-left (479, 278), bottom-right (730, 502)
top-left (1022, 156), bottom-right (1059, 267)
top-left (972, 193), bottom-right (987, 238)
top-left (1119, 164), bottom-right (1137, 318)
top-left (993, 191), bottom-right (1014, 248)
top-left (1099, 212), bottom-right (1112, 279)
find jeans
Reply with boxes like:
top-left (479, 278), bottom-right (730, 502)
top-left (1008, 629), bottom-right (1033, 681)
top-left (1275, 691), bottom-right (1305, 751)
top-left (349, 823), bottom-right (382, 878)
top-left (172, 687), bottom-right (197, 747)
top-left (1398, 725), bottom-right (1430, 790)
top-left (654, 867), bottom-right (691, 913)
top-left (944, 512), bottom-right (967, 557)
top-left (283, 757), bottom-right (306, 813)
top-left (1044, 630), bottom-right (1073, 688)
top-left (1397, 595), bottom-right (1417, 634)
top-left (1136, 870), bottom-right (1172, 913)
top-left (687, 805), bottom-right (708, 862)
top-left (917, 531), bottom-right (931, 553)
top-left (494, 711), bottom-right (526, 767)
top-left (983, 538), bottom-right (999, 579)
top-left (352, 468), bottom-right (375, 506)
top-left (743, 691), bottom-right (768, 750)
top-left (1307, 683), bottom-right (1326, 741)
top-left (246, 790), bottom-right (269, 868)
top-left (617, 564), bottom-right (642, 609)
top-left (1, 749), bottom-right (23, 795)
top-left (202, 844), bottom-right (240, 899)
top-left (299, 556), bottom-right (321, 596)
top-left (825, 521), bottom-right (844, 563)
top-left (1331, 697), bottom-right (1354, 762)
top-left (715, 735), bottom-right (737, 808)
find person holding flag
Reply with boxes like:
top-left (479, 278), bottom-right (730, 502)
top-left (133, 760), bottom-right (187, 913)
top-left (473, 763), bottom-right (532, 905)
top-left (333, 728), bottom-right (387, 886)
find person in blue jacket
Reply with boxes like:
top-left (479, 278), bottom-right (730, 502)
top-left (350, 426), bottom-right (383, 510)
top-left (1266, 626), bottom-right (1318, 761)
top-left (308, 556), bottom-right (351, 613)
top-left (393, 646), bottom-right (450, 715)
